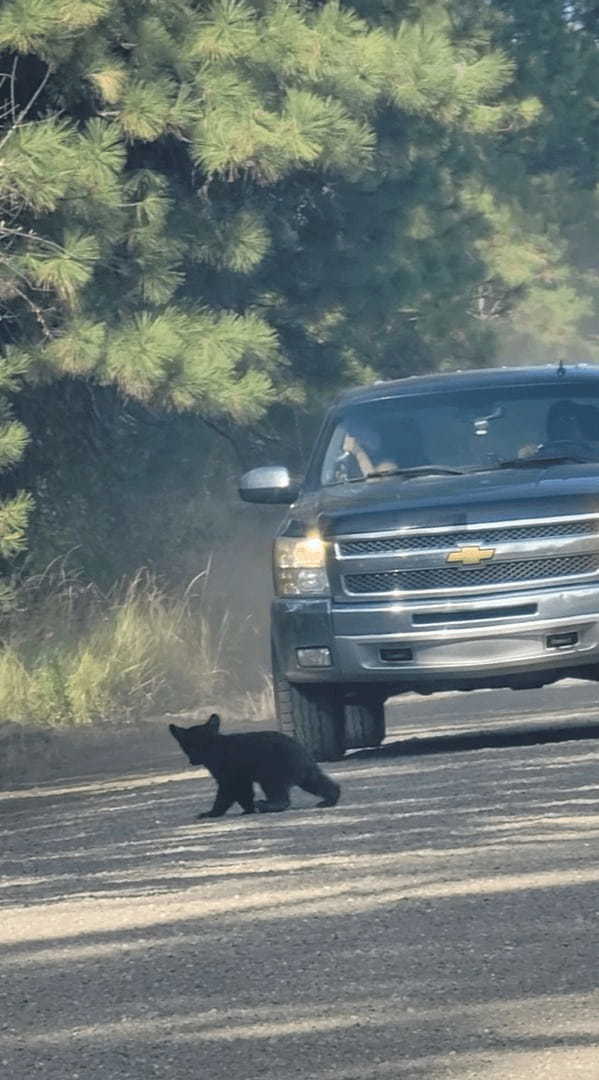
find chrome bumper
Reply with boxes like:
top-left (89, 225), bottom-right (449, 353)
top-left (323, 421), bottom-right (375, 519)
top-left (272, 581), bottom-right (599, 687)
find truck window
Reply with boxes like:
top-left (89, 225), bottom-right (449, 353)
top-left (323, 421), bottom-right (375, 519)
top-left (319, 383), bottom-right (599, 485)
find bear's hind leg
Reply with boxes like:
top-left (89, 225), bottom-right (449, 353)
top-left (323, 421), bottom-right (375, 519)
top-left (256, 780), bottom-right (291, 813)
top-left (300, 765), bottom-right (340, 808)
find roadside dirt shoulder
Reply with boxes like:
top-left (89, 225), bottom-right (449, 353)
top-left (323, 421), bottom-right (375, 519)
top-left (0, 702), bottom-right (262, 790)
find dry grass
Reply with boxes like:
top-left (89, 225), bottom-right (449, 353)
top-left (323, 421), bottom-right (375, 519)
top-left (241, 672), bottom-right (275, 725)
top-left (0, 563), bottom-right (267, 727)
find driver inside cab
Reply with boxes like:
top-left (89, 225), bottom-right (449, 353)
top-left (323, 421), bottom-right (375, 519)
top-left (338, 414), bottom-right (427, 479)
top-left (341, 425), bottom-right (389, 477)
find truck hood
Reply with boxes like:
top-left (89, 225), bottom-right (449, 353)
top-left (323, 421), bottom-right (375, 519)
top-left (287, 463), bottom-right (599, 537)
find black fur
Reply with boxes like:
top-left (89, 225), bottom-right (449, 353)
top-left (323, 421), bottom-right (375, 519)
top-left (169, 714), bottom-right (340, 819)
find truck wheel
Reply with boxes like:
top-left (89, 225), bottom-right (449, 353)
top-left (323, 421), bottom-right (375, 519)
top-left (272, 644), bottom-right (345, 762)
top-left (344, 697), bottom-right (386, 750)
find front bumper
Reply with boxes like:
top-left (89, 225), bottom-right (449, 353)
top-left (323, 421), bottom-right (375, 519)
top-left (272, 582), bottom-right (599, 691)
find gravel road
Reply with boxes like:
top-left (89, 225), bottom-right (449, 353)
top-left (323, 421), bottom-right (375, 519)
top-left (2, 683), bottom-right (599, 1079)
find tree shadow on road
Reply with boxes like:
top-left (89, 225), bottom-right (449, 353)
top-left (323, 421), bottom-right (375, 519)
top-left (1, 718), bottom-right (599, 1079)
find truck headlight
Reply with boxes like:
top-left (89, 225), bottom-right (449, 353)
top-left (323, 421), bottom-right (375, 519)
top-left (274, 536), bottom-right (330, 596)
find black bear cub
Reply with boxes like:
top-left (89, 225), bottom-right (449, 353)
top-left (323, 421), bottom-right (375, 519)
top-left (169, 714), bottom-right (341, 819)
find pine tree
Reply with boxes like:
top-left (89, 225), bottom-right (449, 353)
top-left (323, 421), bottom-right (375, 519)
top-left (0, 0), bottom-right (549, 410)
top-left (2, 0), bottom-right (599, 578)
top-left (448, 0), bottom-right (599, 365)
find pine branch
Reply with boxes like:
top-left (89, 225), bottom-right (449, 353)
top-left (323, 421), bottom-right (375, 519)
top-left (0, 65), bottom-right (50, 154)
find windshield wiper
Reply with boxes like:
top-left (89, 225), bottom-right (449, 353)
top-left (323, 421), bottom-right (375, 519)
top-left (330, 456), bottom-right (594, 486)
top-left (492, 455), bottom-right (594, 470)
top-left (366, 465), bottom-right (465, 479)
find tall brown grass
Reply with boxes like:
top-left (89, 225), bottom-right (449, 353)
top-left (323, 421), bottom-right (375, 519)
top-left (0, 562), bottom-right (270, 726)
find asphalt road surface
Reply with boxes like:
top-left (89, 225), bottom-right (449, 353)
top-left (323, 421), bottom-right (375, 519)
top-left (2, 681), bottom-right (599, 1079)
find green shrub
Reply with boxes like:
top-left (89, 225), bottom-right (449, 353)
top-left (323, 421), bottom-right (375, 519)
top-left (0, 567), bottom-right (242, 726)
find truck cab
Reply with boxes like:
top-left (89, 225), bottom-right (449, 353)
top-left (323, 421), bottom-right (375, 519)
top-left (240, 365), bottom-right (599, 760)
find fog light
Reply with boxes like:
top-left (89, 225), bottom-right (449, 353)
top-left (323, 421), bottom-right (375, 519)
top-left (547, 631), bottom-right (578, 650)
top-left (296, 647), bottom-right (332, 668)
top-left (380, 647), bottom-right (413, 663)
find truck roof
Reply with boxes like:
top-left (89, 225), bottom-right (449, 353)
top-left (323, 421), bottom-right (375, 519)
top-left (334, 364), bottom-right (599, 407)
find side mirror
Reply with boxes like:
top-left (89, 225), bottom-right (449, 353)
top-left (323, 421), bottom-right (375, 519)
top-left (239, 466), bottom-right (301, 505)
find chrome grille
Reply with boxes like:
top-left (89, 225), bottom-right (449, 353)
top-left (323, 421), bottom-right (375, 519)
top-left (338, 519), bottom-right (597, 557)
top-left (343, 554), bottom-right (599, 595)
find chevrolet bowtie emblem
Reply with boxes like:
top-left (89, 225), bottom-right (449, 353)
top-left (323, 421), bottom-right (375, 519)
top-left (446, 545), bottom-right (496, 566)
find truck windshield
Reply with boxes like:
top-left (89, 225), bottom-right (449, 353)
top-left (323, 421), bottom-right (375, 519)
top-left (320, 381), bottom-right (599, 486)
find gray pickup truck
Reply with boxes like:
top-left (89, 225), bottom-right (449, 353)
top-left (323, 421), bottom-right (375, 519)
top-left (240, 365), bottom-right (599, 760)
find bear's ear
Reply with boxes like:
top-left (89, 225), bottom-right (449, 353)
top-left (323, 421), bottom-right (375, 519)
top-left (169, 723), bottom-right (181, 740)
top-left (207, 713), bottom-right (221, 732)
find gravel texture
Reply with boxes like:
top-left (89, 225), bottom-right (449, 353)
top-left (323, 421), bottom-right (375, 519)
top-left (2, 684), bottom-right (599, 1079)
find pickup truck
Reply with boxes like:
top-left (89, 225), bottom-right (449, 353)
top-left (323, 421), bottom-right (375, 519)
top-left (240, 365), bottom-right (599, 760)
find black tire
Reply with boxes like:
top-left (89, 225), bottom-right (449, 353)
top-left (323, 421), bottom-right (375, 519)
top-left (272, 643), bottom-right (345, 761)
top-left (344, 697), bottom-right (386, 750)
